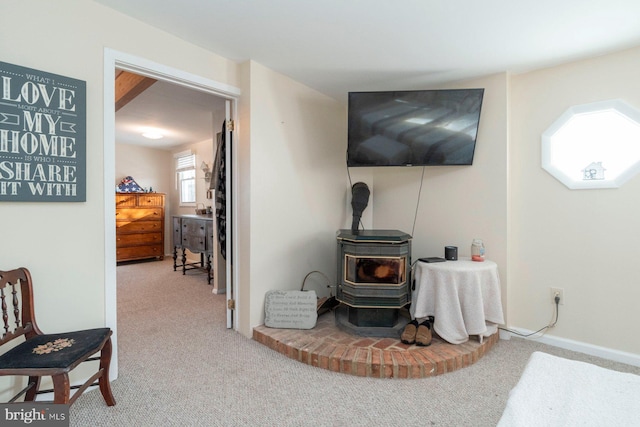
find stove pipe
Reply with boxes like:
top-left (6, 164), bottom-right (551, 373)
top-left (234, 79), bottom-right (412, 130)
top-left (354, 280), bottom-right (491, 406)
top-left (351, 182), bottom-right (370, 233)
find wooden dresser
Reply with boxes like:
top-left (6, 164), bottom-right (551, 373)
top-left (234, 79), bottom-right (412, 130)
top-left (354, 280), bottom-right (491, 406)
top-left (115, 193), bottom-right (165, 262)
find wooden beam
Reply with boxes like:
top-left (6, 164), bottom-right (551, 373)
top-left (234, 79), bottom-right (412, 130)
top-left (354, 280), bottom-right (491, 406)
top-left (115, 71), bottom-right (157, 112)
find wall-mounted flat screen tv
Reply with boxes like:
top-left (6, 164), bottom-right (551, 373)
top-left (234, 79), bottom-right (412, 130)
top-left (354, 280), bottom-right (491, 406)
top-left (347, 89), bottom-right (484, 167)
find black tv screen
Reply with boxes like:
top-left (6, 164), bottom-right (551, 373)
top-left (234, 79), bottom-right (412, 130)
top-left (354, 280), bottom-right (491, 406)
top-left (347, 89), bottom-right (484, 167)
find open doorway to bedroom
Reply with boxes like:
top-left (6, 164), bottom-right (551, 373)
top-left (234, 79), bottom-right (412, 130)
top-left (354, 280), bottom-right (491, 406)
top-left (113, 70), bottom-right (227, 290)
top-left (104, 49), bottom-right (240, 379)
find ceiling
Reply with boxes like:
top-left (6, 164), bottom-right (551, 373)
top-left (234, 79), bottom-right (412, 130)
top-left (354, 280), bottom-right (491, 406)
top-left (104, 0), bottom-right (640, 149)
top-left (115, 77), bottom-right (225, 149)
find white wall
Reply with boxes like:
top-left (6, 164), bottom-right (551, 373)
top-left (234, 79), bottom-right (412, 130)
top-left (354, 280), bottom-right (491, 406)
top-left (0, 0), bottom-right (239, 398)
top-left (243, 61), bottom-right (347, 334)
top-left (170, 138), bottom-right (218, 217)
top-left (372, 73), bottom-right (509, 313)
top-left (115, 143), bottom-right (174, 254)
top-left (115, 141), bottom-right (220, 257)
top-left (0, 0), bottom-right (238, 321)
top-left (115, 144), bottom-right (174, 195)
top-left (2, 3), bottom-right (639, 401)
top-left (509, 46), bottom-right (640, 355)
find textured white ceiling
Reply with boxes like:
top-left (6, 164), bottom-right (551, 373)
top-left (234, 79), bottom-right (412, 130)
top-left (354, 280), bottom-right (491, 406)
top-left (102, 0), bottom-right (640, 148)
top-left (115, 79), bottom-right (225, 149)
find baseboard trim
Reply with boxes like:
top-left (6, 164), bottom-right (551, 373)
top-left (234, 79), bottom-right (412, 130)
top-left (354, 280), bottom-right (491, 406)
top-left (503, 327), bottom-right (640, 367)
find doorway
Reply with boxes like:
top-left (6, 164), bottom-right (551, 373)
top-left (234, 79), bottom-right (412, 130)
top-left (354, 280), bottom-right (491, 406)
top-left (104, 49), bottom-right (240, 379)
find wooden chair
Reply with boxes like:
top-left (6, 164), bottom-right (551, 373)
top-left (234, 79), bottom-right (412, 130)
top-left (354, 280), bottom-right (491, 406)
top-left (0, 268), bottom-right (116, 406)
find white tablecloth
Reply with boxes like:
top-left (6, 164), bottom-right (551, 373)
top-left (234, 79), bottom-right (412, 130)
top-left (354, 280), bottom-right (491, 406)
top-left (410, 257), bottom-right (504, 344)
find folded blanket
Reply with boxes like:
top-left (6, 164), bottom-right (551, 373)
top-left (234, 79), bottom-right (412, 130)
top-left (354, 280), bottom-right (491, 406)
top-left (498, 351), bottom-right (640, 427)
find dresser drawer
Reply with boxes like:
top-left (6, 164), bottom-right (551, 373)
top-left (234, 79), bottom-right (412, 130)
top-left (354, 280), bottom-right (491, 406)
top-left (137, 194), bottom-right (164, 207)
top-left (116, 220), bottom-right (162, 234)
top-left (182, 235), bottom-right (206, 252)
top-left (116, 232), bottom-right (163, 246)
top-left (116, 244), bottom-right (163, 261)
top-left (172, 217), bottom-right (182, 247)
top-left (182, 218), bottom-right (207, 236)
top-left (115, 194), bottom-right (138, 207)
top-left (116, 208), bottom-right (163, 221)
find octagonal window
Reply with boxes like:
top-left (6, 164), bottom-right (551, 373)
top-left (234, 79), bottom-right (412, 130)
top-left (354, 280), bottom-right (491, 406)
top-left (542, 99), bottom-right (640, 189)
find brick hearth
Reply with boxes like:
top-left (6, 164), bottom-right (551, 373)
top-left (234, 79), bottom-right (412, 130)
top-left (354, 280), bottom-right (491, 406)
top-left (253, 312), bottom-right (499, 379)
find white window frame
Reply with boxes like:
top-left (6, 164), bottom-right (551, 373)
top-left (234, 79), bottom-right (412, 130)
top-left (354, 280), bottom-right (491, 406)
top-left (542, 99), bottom-right (640, 189)
top-left (175, 150), bottom-right (196, 206)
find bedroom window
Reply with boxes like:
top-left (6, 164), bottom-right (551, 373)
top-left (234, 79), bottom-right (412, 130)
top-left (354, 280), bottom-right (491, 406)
top-left (542, 99), bottom-right (640, 189)
top-left (175, 151), bottom-right (196, 205)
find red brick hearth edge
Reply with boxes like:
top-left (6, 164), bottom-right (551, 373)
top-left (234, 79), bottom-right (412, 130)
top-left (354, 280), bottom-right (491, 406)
top-left (253, 313), bottom-right (499, 379)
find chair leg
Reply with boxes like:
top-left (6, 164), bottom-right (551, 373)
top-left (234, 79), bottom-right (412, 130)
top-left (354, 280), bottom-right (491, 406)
top-left (98, 337), bottom-right (116, 406)
top-left (52, 373), bottom-right (71, 404)
top-left (24, 376), bottom-right (41, 401)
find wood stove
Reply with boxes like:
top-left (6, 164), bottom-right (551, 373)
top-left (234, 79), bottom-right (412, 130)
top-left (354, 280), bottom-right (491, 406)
top-left (335, 229), bottom-right (411, 337)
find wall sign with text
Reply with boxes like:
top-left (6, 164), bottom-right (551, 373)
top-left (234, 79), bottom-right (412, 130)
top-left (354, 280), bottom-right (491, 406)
top-left (0, 61), bottom-right (86, 202)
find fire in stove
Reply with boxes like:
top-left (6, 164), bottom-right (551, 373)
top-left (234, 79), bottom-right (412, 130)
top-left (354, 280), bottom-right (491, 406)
top-left (336, 230), bottom-right (411, 309)
top-left (335, 229), bottom-right (412, 336)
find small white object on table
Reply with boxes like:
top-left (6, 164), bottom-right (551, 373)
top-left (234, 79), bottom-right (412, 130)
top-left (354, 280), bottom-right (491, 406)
top-left (410, 257), bottom-right (504, 344)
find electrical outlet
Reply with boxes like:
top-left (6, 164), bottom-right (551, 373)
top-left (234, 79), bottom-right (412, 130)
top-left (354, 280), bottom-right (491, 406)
top-left (550, 287), bottom-right (565, 305)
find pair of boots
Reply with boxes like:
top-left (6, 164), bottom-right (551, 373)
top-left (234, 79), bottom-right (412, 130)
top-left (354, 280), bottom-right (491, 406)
top-left (400, 316), bottom-right (434, 346)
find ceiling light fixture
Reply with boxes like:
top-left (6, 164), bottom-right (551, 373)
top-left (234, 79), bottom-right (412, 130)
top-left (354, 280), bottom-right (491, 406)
top-left (141, 131), bottom-right (164, 140)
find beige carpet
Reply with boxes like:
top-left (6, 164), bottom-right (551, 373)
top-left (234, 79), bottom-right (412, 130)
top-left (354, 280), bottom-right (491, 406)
top-left (70, 259), bottom-right (640, 426)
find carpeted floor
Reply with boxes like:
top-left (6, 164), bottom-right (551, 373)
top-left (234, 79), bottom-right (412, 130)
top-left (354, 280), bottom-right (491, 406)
top-left (70, 259), bottom-right (640, 426)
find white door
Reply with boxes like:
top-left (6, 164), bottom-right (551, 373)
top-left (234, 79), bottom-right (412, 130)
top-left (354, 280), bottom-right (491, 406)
top-left (212, 101), bottom-right (235, 329)
top-left (224, 100), bottom-right (235, 329)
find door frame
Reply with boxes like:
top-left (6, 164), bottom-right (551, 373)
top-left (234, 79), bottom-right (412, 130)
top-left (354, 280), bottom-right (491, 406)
top-left (103, 48), bottom-right (240, 379)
